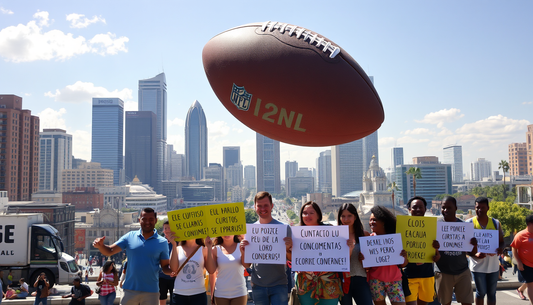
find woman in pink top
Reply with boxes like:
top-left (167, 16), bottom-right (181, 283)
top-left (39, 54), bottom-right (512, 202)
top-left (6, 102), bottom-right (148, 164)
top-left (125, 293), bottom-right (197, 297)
top-left (366, 206), bottom-right (408, 305)
top-left (97, 261), bottom-right (119, 305)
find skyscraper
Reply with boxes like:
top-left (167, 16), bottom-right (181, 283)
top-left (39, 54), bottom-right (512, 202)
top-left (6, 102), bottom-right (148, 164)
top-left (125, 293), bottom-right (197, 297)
top-left (470, 158), bottom-right (492, 181)
top-left (331, 139), bottom-right (363, 197)
top-left (443, 145), bottom-right (463, 183)
top-left (363, 131), bottom-right (379, 172)
top-left (527, 125), bottom-right (533, 176)
top-left (244, 165), bottom-right (256, 189)
top-left (285, 161), bottom-right (298, 184)
top-left (125, 111), bottom-right (156, 187)
top-left (223, 147), bottom-right (242, 192)
top-left (317, 150), bottom-right (331, 193)
top-left (0, 95), bottom-right (40, 201)
top-left (508, 143), bottom-right (527, 176)
top-left (138, 72), bottom-right (167, 191)
top-left (391, 147), bottom-right (404, 183)
top-left (256, 133), bottom-right (280, 193)
top-left (39, 129), bottom-right (72, 191)
top-left (185, 100), bottom-right (208, 180)
top-left (91, 98), bottom-right (124, 186)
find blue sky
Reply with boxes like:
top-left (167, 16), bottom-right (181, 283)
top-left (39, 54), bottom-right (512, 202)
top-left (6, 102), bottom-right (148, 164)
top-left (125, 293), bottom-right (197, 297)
top-left (0, 1), bottom-right (531, 179)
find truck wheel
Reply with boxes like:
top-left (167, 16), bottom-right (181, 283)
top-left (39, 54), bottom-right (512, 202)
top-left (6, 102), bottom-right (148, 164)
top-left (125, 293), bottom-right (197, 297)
top-left (30, 269), bottom-right (56, 289)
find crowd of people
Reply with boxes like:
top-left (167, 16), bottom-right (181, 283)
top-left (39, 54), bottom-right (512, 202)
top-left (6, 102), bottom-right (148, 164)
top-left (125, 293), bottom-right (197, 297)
top-left (3, 191), bottom-right (531, 305)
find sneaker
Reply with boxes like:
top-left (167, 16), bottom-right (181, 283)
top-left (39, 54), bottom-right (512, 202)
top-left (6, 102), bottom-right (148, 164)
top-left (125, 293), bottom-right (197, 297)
top-left (517, 288), bottom-right (526, 300)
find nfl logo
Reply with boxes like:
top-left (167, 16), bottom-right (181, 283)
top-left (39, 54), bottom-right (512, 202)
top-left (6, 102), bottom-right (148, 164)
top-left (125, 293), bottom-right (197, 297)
top-left (230, 84), bottom-right (252, 111)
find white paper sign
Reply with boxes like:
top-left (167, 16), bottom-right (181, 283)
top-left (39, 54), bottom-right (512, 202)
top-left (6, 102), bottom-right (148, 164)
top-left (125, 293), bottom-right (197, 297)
top-left (474, 229), bottom-right (499, 254)
top-left (244, 224), bottom-right (287, 264)
top-left (436, 222), bottom-right (474, 252)
top-left (360, 233), bottom-right (404, 268)
top-left (291, 226), bottom-right (350, 272)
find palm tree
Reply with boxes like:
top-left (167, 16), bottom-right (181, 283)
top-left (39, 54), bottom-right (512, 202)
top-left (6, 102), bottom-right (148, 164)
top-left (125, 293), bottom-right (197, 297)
top-left (405, 167), bottom-right (422, 197)
top-left (388, 182), bottom-right (399, 215)
top-left (498, 160), bottom-right (510, 199)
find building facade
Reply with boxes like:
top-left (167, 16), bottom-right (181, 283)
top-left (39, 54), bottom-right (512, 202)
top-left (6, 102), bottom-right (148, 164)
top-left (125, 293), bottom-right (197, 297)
top-left (317, 150), bottom-right (332, 193)
top-left (527, 125), bottom-right (533, 176)
top-left (509, 143), bottom-right (528, 176)
top-left (391, 147), bottom-right (404, 183)
top-left (39, 129), bottom-right (72, 192)
top-left (223, 147), bottom-right (242, 193)
top-left (185, 100), bottom-right (208, 180)
top-left (332, 139), bottom-right (363, 197)
top-left (138, 73), bottom-right (167, 192)
top-left (0, 95), bottom-right (40, 201)
top-left (363, 131), bottom-right (379, 172)
top-left (203, 163), bottom-right (224, 201)
top-left (62, 187), bottom-right (104, 211)
top-left (244, 165), bottom-right (256, 189)
top-left (61, 162), bottom-right (113, 192)
top-left (256, 133), bottom-right (281, 194)
top-left (470, 158), bottom-right (492, 181)
top-left (125, 111), bottom-right (156, 187)
top-left (443, 145), bottom-right (463, 183)
top-left (91, 98), bottom-right (124, 186)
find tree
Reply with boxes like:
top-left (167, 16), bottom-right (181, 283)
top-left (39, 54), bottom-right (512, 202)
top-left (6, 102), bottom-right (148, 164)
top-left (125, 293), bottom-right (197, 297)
top-left (387, 182), bottom-right (399, 215)
top-left (245, 209), bottom-right (258, 224)
top-left (285, 197), bottom-right (293, 206)
top-left (155, 218), bottom-right (167, 235)
top-left (405, 167), bottom-right (422, 196)
top-left (286, 209), bottom-right (298, 220)
top-left (488, 201), bottom-right (531, 237)
top-left (498, 160), bottom-right (510, 199)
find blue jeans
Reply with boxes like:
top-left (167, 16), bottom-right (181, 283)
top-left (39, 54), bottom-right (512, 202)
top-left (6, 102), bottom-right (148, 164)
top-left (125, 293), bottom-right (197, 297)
top-left (340, 276), bottom-right (373, 305)
top-left (472, 271), bottom-right (499, 302)
top-left (172, 292), bottom-right (207, 305)
top-left (252, 284), bottom-right (288, 305)
top-left (98, 291), bottom-right (116, 305)
top-left (34, 295), bottom-right (48, 305)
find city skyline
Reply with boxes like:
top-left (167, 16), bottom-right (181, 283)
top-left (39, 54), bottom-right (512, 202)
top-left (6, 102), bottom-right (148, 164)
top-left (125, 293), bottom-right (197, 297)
top-left (0, 2), bottom-right (531, 180)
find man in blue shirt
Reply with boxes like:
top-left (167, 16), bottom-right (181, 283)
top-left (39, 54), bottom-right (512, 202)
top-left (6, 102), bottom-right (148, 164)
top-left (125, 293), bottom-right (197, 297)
top-left (93, 207), bottom-right (171, 305)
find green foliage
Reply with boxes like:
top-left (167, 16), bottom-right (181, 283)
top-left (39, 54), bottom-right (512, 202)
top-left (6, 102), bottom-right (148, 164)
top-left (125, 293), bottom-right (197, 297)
top-left (286, 209), bottom-right (298, 220)
top-left (245, 209), bottom-right (259, 224)
top-left (405, 167), bottom-right (422, 196)
top-left (456, 209), bottom-right (465, 215)
top-left (488, 201), bottom-right (531, 237)
top-left (285, 197), bottom-right (293, 206)
top-left (434, 194), bottom-right (453, 200)
top-left (155, 218), bottom-right (167, 235)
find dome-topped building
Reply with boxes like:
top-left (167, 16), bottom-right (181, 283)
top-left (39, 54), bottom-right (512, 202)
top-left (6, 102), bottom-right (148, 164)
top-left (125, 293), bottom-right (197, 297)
top-left (125, 176), bottom-right (167, 212)
top-left (359, 156), bottom-right (390, 206)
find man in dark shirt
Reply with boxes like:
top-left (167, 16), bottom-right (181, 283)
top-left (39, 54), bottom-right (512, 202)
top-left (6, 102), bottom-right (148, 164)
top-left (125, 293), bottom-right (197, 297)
top-left (62, 278), bottom-right (91, 305)
top-left (435, 196), bottom-right (477, 305)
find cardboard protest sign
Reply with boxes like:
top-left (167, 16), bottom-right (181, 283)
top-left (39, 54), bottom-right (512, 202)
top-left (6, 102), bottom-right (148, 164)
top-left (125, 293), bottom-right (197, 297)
top-left (291, 226), bottom-right (349, 272)
top-left (396, 215), bottom-right (437, 263)
top-left (360, 233), bottom-right (404, 268)
top-left (167, 202), bottom-right (246, 240)
top-left (436, 221), bottom-right (474, 252)
top-left (244, 224), bottom-right (287, 264)
top-left (474, 229), bottom-right (499, 254)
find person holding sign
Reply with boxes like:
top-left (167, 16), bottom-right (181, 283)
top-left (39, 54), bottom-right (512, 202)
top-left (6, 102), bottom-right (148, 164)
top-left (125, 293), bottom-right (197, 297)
top-left (294, 201), bottom-right (343, 305)
top-left (336, 203), bottom-right (373, 305)
top-left (240, 191), bottom-right (291, 305)
top-left (208, 235), bottom-right (248, 305)
top-left (466, 197), bottom-right (504, 305)
top-left (367, 206), bottom-right (408, 305)
top-left (404, 197), bottom-right (440, 305)
top-left (435, 196), bottom-right (477, 305)
top-left (169, 237), bottom-right (216, 305)
top-left (93, 207), bottom-right (172, 305)
top-left (510, 214), bottom-right (533, 303)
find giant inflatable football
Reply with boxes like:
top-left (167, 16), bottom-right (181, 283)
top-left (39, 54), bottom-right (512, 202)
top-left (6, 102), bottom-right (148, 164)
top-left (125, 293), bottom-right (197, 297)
top-left (202, 21), bottom-right (384, 146)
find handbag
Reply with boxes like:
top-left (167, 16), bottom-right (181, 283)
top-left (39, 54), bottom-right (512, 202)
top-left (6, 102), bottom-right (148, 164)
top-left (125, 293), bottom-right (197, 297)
top-left (289, 287), bottom-right (300, 305)
top-left (40, 284), bottom-right (49, 298)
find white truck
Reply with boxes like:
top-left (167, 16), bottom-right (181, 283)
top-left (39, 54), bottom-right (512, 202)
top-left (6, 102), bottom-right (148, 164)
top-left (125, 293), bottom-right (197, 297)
top-left (0, 213), bottom-right (80, 287)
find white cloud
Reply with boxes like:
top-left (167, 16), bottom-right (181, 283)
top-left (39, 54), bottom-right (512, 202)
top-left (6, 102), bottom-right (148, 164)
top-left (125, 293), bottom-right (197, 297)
top-left (167, 134), bottom-right (185, 155)
top-left (455, 115), bottom-right (529, 136)
top-left (168, 118), bottom-right (185, 127)
top-left (66, 13), bottom-right (106, 28)
top-left (72, 130), bottom-right (91, 160)
top-left (403, 128), bottom-right (433, 135)
top-left (415, 108), bottom-right (464, 128)
top-left (1, 7), bottom-right (14, 15)
top-left (0, 11), bottom-right (128, 62)
top-left (378, 137), bottom-right (396, 146)
top-left (396, 136), bottom-right (430, 145)
top-left (523, 101), bottom-right (532, 105)
top-left (124, 101), bottom-right (137, 111)
top-left (232, 128), bottom-right (243, 133)
top-left (45, 81), bottom-right (133, 103)
top-left (208, 120), bottom-right (230, 139)
top-left (37, 108), bottom-right (67, 130)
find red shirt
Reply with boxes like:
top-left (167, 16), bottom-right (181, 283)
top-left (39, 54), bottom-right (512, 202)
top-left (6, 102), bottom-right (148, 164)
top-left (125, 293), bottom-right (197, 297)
top-left (511, 229), bottom-right (533, 267)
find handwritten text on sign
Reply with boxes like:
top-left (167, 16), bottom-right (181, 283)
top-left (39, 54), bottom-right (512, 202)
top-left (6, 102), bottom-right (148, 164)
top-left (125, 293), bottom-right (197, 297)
top-left (396, 215), bottom-right (437, 263)
top-left (436, 222), bottom-right (474, 252)
top-left (291, 226), bottom-right (349, 272)
top-left (244, 224), bottom-right (287, 264)
top-left (359, 233), bottom-right (404, 268)
top-left (474, 229), bottom-right (499, 254)
top-left (167, 202), bottom-right (246, 240)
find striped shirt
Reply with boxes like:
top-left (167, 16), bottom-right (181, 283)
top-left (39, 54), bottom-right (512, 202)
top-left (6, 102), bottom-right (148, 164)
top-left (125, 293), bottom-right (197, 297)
top-left (100, 272), bottom-right (116, 296)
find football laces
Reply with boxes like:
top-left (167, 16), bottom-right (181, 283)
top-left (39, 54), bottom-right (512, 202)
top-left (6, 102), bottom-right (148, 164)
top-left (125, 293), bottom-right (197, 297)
top-left (261, 21), bottom-right (341, 59)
